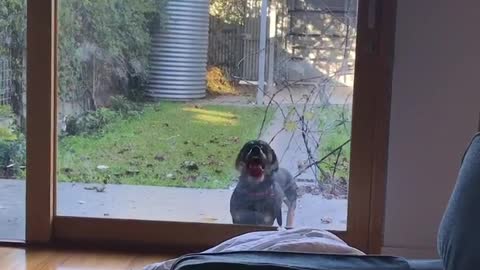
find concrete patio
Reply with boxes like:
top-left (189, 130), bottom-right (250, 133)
top-left (0, 179), bottom-right (347, 241)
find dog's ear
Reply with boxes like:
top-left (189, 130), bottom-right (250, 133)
top-left (262, 141), bottom-right (279, 172)
top-left (235, 142), bottom-right (250, 171)
top-left (268, 146), bottom-right (279, 172)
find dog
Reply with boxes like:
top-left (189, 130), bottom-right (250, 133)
top-left (230, 140), bottom-right (297, 228)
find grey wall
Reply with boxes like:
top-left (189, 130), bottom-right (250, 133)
top-left (382, 0), bottom-right (480, 258)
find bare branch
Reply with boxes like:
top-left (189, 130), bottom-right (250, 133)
top-left (331, 146), bottom-right (343, 180)
top-left (294, 139), bottom-right (351, 179)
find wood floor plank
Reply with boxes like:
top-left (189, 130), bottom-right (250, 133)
top-left (0, 247), bottom-right (173, 270)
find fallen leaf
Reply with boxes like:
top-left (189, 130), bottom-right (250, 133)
top-left (181, 161), bottom-right (199, 171)
top-left (118, 148), bottom-right (130, 154)
top-left (209, 137), bottom-right (220, 144)
top-left (229, 136), bottom-right (240, 143)
top-left (155, 154), bottom-right (166, 161)
top-left (304, 111), bottom-right (314, 121)
top-left (126, 169), bottom-right (140, 175)
top-left (129, 160), bottom-right (140, 166)
top-left (201, 217), bottom-right (218, 222)
top-left (321, 217), bottom-right (333, 224)
top-left (284, 121), bottom-right (297, 132)
top-left (62, 167), bottom-right (73, 174)
top-left (324, 194), bottom-right (334, 200)
top-left (185, 175), bottom-right (198, 182)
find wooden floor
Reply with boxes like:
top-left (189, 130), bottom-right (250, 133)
top-left (0, 247), bottom-right (173, 270)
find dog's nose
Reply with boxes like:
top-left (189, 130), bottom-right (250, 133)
top-left (251, 145), bottom-right (262, 154)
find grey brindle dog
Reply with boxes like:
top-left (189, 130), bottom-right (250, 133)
top-left (230, 140), bottom-right (297, 227)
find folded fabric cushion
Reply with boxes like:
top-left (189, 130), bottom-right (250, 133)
top-left (144, 228), bottom-right (364, 270)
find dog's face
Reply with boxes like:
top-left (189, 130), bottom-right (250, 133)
top-left (235, 140), bottom-right (279, 184)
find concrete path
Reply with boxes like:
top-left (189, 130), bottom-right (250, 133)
top-left (0, 179), bottom-right (347, 241)
top-left (0, 180), bottom-right (25, 241)
top-left (260, 105), bottom-right (320, 181)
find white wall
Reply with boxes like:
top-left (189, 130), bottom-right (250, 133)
top-left (382, 0), bottom-right (480, 258)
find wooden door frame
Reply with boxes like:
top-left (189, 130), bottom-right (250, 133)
top-left (24, 0), bottom-right (396, 254)
top-left (26, 0), bottom-right (57, 243)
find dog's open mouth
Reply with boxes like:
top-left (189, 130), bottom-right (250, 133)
top-left (247, 158), bottom-right (265, 178)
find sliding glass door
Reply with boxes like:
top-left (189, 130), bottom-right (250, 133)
top-left (21, 0), bottom-right (396, 253)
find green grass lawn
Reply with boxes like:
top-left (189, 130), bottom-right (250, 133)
top-left (58, 102), bottom-right (273, 189)
top-left (317, 105), bottom-right (352, 181)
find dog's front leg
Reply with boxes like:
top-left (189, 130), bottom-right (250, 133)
top-left (285, 202), bottom-right (296, 229)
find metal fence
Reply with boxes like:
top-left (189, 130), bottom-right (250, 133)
top-left (0, 57), bottom-right (12, 105)
top-left (208, 0), bottom-right (276, 82)
top-left (208, 16), bottom-right (245, 80)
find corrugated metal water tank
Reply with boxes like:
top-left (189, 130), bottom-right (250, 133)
top-left (146, 0), bottom-right (209, 100)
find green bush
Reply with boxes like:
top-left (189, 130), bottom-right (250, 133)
top-left (110, 95), bottom-right (144, 117)
top-left (0, 127), bottom-right (16, 141)
top-left (1, 0), bottom-right (168, 122)
top-left (65, 108), bottom-right (118, 136)
top-left (58, 0), bottom-right (168, 103)
top-left (64, 95), bottom-right (145, 136)
top-left (0, 135), bottom-right (26, 178)
top-left (0, 105), bottom-right (13, 118)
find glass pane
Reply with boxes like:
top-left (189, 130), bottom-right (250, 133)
top-left (57, 0), bottom-right (356, 231)
top-left (0, 0), bottom-right (27, 241)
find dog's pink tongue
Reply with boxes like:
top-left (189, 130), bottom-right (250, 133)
top-left (249, 165), bottom-right (263, 177)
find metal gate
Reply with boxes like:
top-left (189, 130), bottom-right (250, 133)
top-left (208, 17), bottom-right (245, 80)
top-left (0, 57), bottom-right (12, 105)
top-left (208, 0), bottom-right (271, 82)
